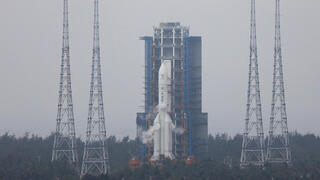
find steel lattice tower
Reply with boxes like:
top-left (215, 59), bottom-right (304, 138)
top-left (52, 0), bottom-right (78, 165)
top-left (240, 0), bottom-right (265, 167)
top-left (266, 0), bottom-right (291, 164)
top-left (81, 0), bottom-right (110, 176)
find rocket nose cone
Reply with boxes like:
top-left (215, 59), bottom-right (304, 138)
top-left (159, 63), bottom-right (168, 76)
top-left (159, 60), bottom-right (171, 78)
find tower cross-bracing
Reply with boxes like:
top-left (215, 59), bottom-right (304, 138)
top-left (267, 0), bottom-right (291, 164)
top-left (240, 0), bottom-right (265, 167)
top-left (52, 0), bottom-right (78, 165)
top-left (81, 0), bottom-right (110, 176)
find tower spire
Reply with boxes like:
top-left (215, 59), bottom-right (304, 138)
top-left (52, 0), bottom-right (78, 165)
top-left (81, 0), bottom-right (110, 176)
top-left (267, 0), bottom-right (291, 164)
top-left (240, 0), bottom-right (265, 166)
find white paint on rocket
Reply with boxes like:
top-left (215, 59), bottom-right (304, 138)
top-left (142, 60), bottom-right (176, 161)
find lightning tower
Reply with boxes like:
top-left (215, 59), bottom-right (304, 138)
top-left (266, 0), bottom-right (291, 164)
top-left (240, 0), bottom-right (265, 166)
top-left (52, 0), bottom-right (78, 165)
top-left (81, 0), bottom-right (110, 176)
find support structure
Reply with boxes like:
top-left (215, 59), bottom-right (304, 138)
top-left (267, 0), bottom-right (291, 164)
top-left (137, 23), bottom-right (208, 160)
top-left (52, 0), bottom-right (78, 165)
top-left (240, 0), bottom-right (265, 166)
top-left (81, 0), bottom-right (110, 176)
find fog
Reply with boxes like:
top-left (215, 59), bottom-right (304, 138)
top-left (0, 0), bottom-right (319, 138)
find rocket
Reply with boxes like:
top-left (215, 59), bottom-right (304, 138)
top-left (143, 60), bottom-right (176, 161)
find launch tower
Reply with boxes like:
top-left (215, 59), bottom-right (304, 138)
top-left (137, 23), bottom-right (208, 160)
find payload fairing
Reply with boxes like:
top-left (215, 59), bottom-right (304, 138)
top-left (143, 60), bottom-right (176, 161)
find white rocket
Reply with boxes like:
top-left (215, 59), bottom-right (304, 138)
top-left (143, 60), bottom-right (176, 161)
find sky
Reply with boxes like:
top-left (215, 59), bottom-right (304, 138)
top-left (0, 0), bottom-right (319, 139)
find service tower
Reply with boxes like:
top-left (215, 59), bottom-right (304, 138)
top-left (137, 22), bottom-right (208, 161)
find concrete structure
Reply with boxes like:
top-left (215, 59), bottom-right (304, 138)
top-left (137, 22), bottom-right (208, 160)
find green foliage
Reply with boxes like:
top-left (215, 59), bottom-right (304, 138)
top-left (106, 159), bottom-right (320, 180)
top-left (0, 132), bottom-right (320, 179)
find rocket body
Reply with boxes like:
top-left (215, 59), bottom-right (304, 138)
top-left (143, 60), bottom-right (175, 161)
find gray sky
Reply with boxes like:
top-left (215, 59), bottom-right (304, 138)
top-left (0, 0), bottom-right (319, 138)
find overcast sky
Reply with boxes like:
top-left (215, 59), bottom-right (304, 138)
top-left (0, 0), bottom-right (319, 139)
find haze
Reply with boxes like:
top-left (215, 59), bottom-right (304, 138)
top-left (0, 0), bottom-right (319, 138)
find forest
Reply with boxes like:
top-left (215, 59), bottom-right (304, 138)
top-left (0, 132), bottom-right (320, 179)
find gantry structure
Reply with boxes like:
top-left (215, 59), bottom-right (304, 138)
top-left (52, 0), bottom-right (78, 165)
top-left (240, 0), bottom-right (265, 167)
top-left (266, 0), bottom-right (291, 164)
top-left (81, 0), bottom-right (110, 176)
top-left (137, 23), bottom-right (208, 161)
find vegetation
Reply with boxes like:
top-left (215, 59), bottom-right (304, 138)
top-left (0, 132), bottom-right (319, 179)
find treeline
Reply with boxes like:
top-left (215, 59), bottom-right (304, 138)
top-left (0, 133), bottom-right (137, 180)
top-left (0, 132), bottom-right (319, 179)
top-left (207, 132), bottom-right (320, 165)
top-left (103, 159), bottom-right (320, 180)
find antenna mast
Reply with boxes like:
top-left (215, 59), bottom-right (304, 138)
top-left (52, 0), bottom-right (78, 165)
top-left (240, 0), bottom-right (265, 167)
top-left (81, 0), bottom-right (110, 176)
top-left (267, 0), bottom-right (291, 164)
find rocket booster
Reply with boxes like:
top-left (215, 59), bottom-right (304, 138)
top-left (143, 60), bottom-right (175, 161)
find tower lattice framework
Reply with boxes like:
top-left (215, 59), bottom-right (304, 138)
top-left (267, 0), bottom-right (291, 164)
top-left (52, 0), bottom-right (78, 165)
top-left (240, 0), bottom-right (265, 167)
top-left (81, 0), bottom-right (110, 176)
